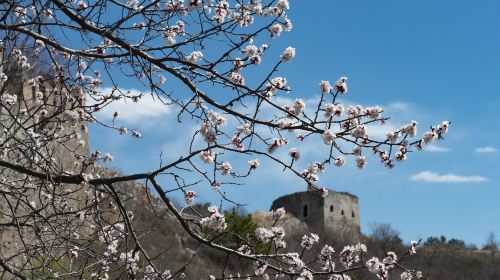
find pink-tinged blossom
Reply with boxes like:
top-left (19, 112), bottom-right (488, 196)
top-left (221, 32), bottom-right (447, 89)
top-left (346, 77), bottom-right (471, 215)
top-left (69, 247), bottom-right (79, 259)
top-left (127, 211), bottom-right (134, 220)
top-left (211, 183), bottom-right (220, 190)
top-left (383, 251), bottom-right (398, 265)
top-left (320, 80), bottom-right (333, 94)
top-left (387, 130), bottom-right (400, 143)
top-left (254, 261), bottom-right (268, 276)
top-left (401, 271), bottom-right (413, 280)
top-left (319, 245), bottom-right (335, 270)
top-left (297, 269), bottom-right (313, 280)
top-left (200, 206), bottom-right (227, 231)
top-left (242, 44), bottom-right (258, 56)
top-left (401, 120), bottom-right (418, 137)
top-left (422, 130), bottom-right (437, 144)
top-left (238, 244), bottom-right (252, 255)
top-left (248, 159), bottom-right (260, 170)
top-left (267, 138), bottom-right (287, 153)
top-left (229, 72), bottom-right (245, 85)
top-left (335, 76), bottom-right (348, 94)
top-left (255, 227), bottom-right (274, 244)
top-left (281, 253), bottom-right (304, 271)
top-left (264, 76), bottom-right (288, 97)
top-left (438, 121), bottom-right (450, 134)
top-left (276, 0), bottom-right (290, 12)
top-left (231, 135), bottom-right (244, 150)
top-left (127, 0), bottom-right (139, 9)
top-left (416, 141), bottom-right (424, 151)
top-left (272, 226), bottom-right (285, 238)
top-left (366, 106), bottom-right (383, 119)
top-left (158, 74), bottom-right (166, 84)
top-left (356, 156), bottom-right (367, 169)
top-left (335, 156), bottom-right (346, 167)
top-left (63, 110), bottom-right (80, 124)
top-left (268, 207), bottom-right (286, 220)
top-left (284, 18), bottom-right (293, 31)
top-left (325, 103), bottom-right (344, 118)
top-left (322, 130), bottom-right (336, 145)
top-left (339, 246), bottom-right (356, 268)
top-left (220, 162), bottom-right (232, 175)
top-left (309, 162), bottom-right (326, 174)
top-left (200, 150), bottom-right (215, 164)
top-left (103, 153), bottom-right (114, 162)
top-left (269, 24), bottom-right (283, 38)
top-left (237, 123), bottom-right (252, 135)
top-left (366, 257), bottom-right (380, 272)
top-left (288, 147), bottom-right (300, 161)
top-left (280, 47), bottom-right (296, 62)
top-left (395, 145), bottom-right (408, 161)
top-left (184, 191), bottom-right (195, 205)
top-left (320, 188), bottom-right (329, 197)
top-left (200, 121), bottom-right (216, 143)
top-left (186, 50), bottom-right (204, 63)
top-left (0, 93), bottom-right (17, 106)
top-left (0, 73), bottom-right (7, 82)
top-left (293, 98), bottom-right (305, 115)
top-left (301, 233), bottom-right (319, 249)
top-left (351, 125), bottom-right (367, 138)
top-left (297, 270), bottom-right (313, 280)
top-left (208, 111), bottom-right (226, 126)
top-left (77, 0), bottom-right (87, 10)
top-left (409, 240), bottom-right (418, 255)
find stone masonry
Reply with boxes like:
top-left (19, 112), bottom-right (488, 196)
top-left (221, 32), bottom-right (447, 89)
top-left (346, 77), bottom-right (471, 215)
top-left (270, 188), bottom-right (361, 242)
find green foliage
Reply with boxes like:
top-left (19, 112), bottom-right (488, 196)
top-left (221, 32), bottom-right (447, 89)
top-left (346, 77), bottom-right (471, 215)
top-left (197, 206), bottom-right (268, 254)
top-left (424, 236), bottom-right (467, 249)
top-left (220, 208), bottom-right (258, 247)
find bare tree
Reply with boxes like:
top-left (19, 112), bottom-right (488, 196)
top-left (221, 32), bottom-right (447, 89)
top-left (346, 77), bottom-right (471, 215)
top-left (0, 0), bottom-right (450, 279)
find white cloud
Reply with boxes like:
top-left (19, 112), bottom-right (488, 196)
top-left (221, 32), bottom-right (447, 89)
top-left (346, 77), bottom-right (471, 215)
top-left (93, 88), bottom-right (171, 123)
top-left (424, 144), bottom-right (450, 152)
top-left (410, 171), bottom-right (488, 183)
top-left (388, 102), bottom-right (409, 110)
top-left (474, 146), bottom-right (497, 153)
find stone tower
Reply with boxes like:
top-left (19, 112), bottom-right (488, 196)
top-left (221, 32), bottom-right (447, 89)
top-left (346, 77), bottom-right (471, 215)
top-left (270, 188), bottom-right (361, 242)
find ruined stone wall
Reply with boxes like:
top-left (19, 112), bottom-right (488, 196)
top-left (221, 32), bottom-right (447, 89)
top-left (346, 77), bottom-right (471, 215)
top-left (323, 191), bottom-right (361, 242)
top-left (270, 189), bottom-right (361, 242)
top-left (270, 191), bottom-right (325, 233)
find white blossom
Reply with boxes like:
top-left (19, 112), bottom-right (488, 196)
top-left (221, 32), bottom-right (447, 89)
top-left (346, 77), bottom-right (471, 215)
top-left (220, 162), bottom-right (232, 175)
top-left (322, 130), bottom-right (336, 145)
top-left (186, 50), bottom-right (204, 63)
top-left (280, 47), bottom-right (296, 62)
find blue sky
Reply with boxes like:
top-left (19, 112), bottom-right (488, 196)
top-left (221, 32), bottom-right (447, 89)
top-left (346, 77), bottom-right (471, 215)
top-left (90, 0), bottom-right (500, 246)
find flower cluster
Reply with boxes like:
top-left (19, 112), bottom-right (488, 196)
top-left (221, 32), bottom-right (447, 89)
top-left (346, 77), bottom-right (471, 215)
top-left (255, 226), bottom-right (286, 248)
top-left (184, 191), bottom-right (196, 205)
top-left (300, 233), bottom-right (319, 249)
top-left (268, 207), bottom-right (286, 220)
top-left (319, 245), bottom-right (335, 270)
top-left (281, 47), bottom-right (296, 62)
top-left (200, 206), bottom-right (227, 231)
top-left (200, 150), bottom-right (215, 163)
top-left (281, 253), bottom-right (305, 271)
top-left (339, 243), bottom-right (367, 268)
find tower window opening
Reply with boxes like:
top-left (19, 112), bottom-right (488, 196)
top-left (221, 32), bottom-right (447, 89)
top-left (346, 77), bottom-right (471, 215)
top-left (352, 211), bottom-right (355, 218)
top-left (330, 205), bottom-right (334, 212)
top-left (303, 204), bottom-right (308, 218)
top-left (341, 210), bottom-right (345, 216)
